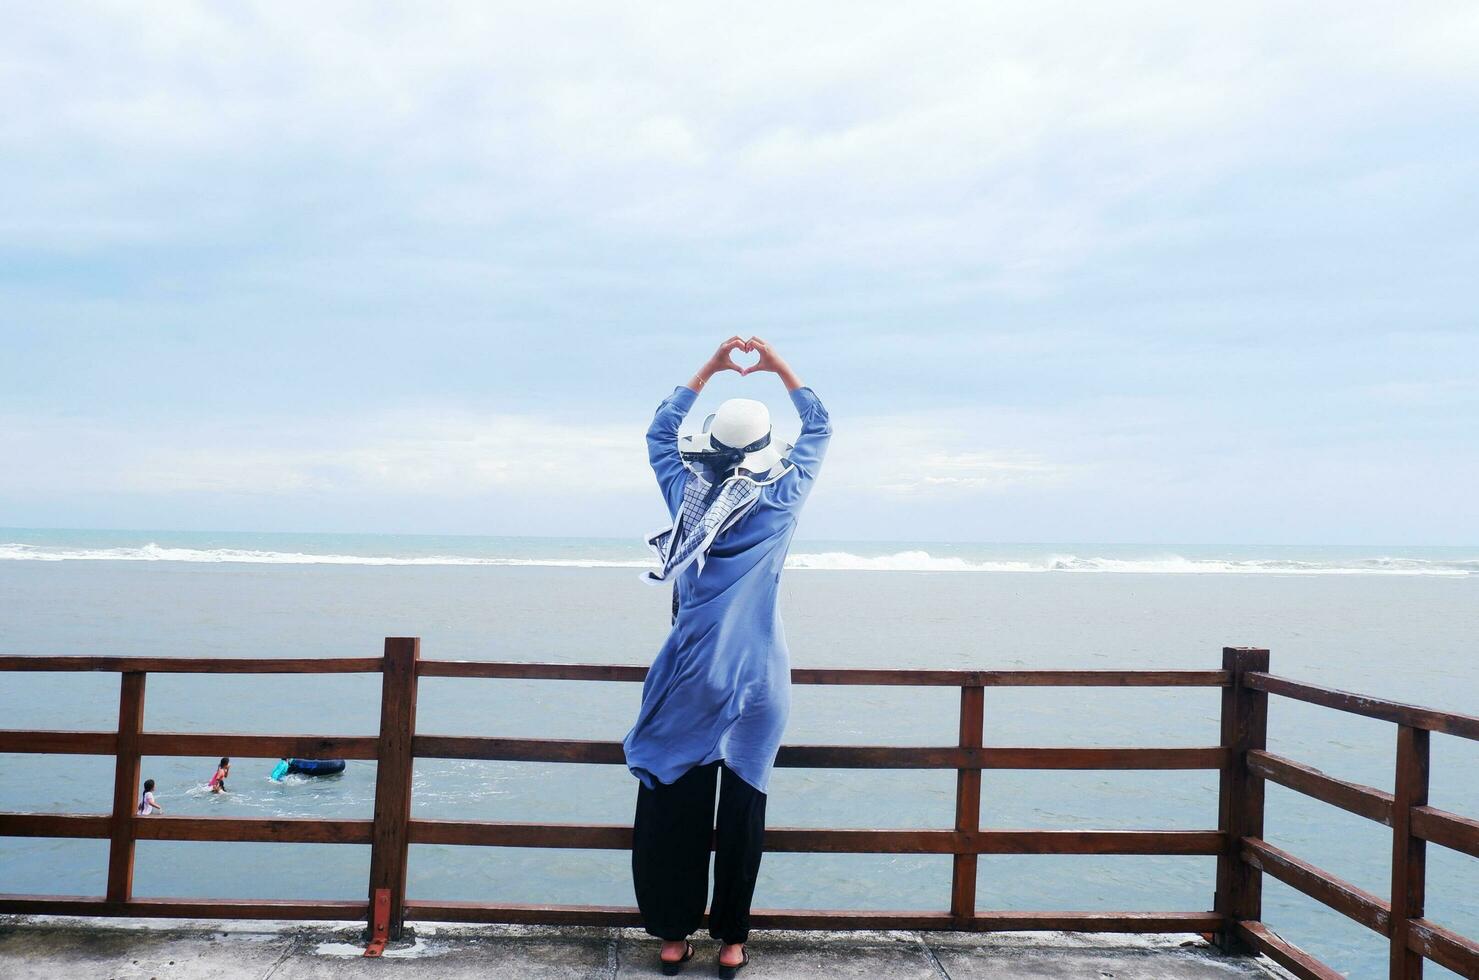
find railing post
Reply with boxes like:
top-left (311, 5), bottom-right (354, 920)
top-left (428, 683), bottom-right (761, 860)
top-left (368, 637), bottom-right (419, 939)
top-left (1390, 725), bottom-right (1429, 979)
top-left (1214, 647), bottom-right (1269, 952)
top-left (105, 671), bottom-right (147, 905)
top-left (949, 682), bottom-right (984, 928)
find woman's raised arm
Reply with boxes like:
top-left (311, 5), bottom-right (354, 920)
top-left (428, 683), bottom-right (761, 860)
top-left (744, 337), bottom-right (831, 508)
top-left (648, 337), bottom-right (750, 517)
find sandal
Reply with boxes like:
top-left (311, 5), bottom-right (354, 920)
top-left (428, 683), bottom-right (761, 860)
top-left (717, 945), bottom-right (749, 978)
top-left (660, 939), bottom-right (695, 976)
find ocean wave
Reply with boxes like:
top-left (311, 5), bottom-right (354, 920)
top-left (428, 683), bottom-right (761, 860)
top-left (0, 543), bottom-right (650, 568)
top-left (1, 542), bottom-right (1475, 575)
top-left (790, 550), bottom-right (1478, 575)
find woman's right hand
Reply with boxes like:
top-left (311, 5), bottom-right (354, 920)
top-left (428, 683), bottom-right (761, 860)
top-left (703, 336), bottom-right (751, 377)
top-left (689, 336), bottom-right (751, 391)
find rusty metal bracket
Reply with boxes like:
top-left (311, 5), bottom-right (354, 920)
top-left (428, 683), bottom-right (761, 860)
top-left (364, 888), bottom-right (391, 957)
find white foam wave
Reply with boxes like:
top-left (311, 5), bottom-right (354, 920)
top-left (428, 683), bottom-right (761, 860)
top-left (787, 550), bottom-right (1039, 572)
top-left (789, 550), bottom-right (1477, 575)
top-left (0, 543), bottom-right (650, 568)
top-left (1, 542), bottom-right (1474, 575)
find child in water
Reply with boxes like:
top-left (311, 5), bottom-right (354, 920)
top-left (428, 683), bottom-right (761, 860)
top-left (136, 779), bottom-right (163, 815)
top-left (209, 757), bottom-right (230, 793)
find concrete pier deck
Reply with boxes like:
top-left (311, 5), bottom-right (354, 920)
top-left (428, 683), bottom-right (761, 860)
top-left (0, 916), bottom-right (1295, 979)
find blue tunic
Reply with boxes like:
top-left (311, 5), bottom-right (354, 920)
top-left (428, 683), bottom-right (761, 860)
top-left (623, 384), bottom-right (832, 794)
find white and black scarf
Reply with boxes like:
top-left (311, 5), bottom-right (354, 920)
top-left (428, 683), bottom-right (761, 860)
top-left (646, 472), bottom-right (760, 582)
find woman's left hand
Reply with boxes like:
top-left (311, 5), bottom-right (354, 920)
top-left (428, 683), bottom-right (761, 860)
top-left (742, 336), bottom-right (804, 390)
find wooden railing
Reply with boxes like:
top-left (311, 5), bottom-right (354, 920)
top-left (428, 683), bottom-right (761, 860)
top-left (1227, 666), bottom-right (1479, 979)
top-left (0, 642), bottom-right (1475, 977)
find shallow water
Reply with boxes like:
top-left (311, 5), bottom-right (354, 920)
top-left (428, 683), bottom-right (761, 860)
top-left (1, 536), bottom-right (1476, 977)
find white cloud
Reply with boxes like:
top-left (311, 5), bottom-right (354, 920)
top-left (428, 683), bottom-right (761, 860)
top-left (5, 1), bottom-right (1476, 283)
top-left (823, 414), bottom-right (1077, 497)
top-left (1, 406), bottom-right (1080, 502)
top-left (4, 397), bottom-right (1477, 542)
top-left (886, 451), bottom-right (1068, 494)
top-left (3, 4), bottom-right (1477, 542)
top-left (0, 412), bottom-right (650, 497)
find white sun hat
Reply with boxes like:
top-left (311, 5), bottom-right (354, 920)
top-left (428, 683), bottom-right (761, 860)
top-left (678, 397), bottom-right (791, 484)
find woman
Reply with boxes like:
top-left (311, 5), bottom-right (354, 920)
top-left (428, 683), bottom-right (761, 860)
top-left (623, 336), bottom-right (831, 976)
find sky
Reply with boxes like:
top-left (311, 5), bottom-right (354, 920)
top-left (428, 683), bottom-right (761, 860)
top-left (2, 2), bottom-right (1477, 544)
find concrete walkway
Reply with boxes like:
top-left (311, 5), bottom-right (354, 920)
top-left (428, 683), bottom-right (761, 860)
top-left (0, 916), bottom-right (1294, 979)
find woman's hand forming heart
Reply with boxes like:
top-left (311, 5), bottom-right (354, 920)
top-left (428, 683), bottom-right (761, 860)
top-left (739, 336), bottom-right (804, 391)
top-left (688, 336), bottom-right (750, 392)
top-left (687, 336), bottom-right (804, 393)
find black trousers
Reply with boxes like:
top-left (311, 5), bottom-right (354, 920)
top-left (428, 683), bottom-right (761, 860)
top-left (632, 760), bottom-right (767, 944)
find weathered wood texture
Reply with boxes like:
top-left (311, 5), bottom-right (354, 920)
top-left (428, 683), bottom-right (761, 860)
top-left (366, 637), bottom-right (418, 938)
top-left (1390, 725), bottom-right (1430, 979)
top-left (950, 685), bottom-right (984, 926)
top-left (1214, 647), bottom-right (1269, 953)
top-left (105, 672), bottom-right (146, 903)
top-left (1241, 837), bottom-right (1390, 935)
top-left (1247, 672), bottom-right (1479, 741)
top-left (1247, 749), bottom-right (1394, 824)
top-left (1408, 918), bottom-right (1479, 978)
top-left (1410, 805), bottom-right (1479, 859)
top-left (1235, 921), bottom-right (1346, 980)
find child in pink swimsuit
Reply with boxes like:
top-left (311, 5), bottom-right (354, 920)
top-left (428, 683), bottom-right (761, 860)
top-left (209, 757), bottom-right (230, 793)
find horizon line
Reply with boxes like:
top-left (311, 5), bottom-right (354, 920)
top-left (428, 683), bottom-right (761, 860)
top-left (2, 526), bottom-right (1475, 551)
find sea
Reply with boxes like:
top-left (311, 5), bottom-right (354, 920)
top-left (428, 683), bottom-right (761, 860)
top-left (1, 528), bottom-right (1476, 977)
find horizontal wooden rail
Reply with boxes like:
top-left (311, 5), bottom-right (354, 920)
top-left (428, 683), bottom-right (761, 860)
top-left (1234, 921), bottom-right (1343, 980)
top-left (0, 813), bottom-right (372, 845)
top-left (401, 900), bottom-right (1223, 934)
top-left (417, 659), bottom-right (1230, 687)
top-left (136, 732), bottom-right (379, 760)
top-left (0, 730), bottom-right (379, 759)
top-left (1240, 837), bottom-right (1390, 936)
top-left (1409, 804), bottom-right (1479, 859)
top-left (1408, 917), bottom-right (1479, 977)
top-left (418, 661), bottom-right (648, 681)
top-left (0, 813), bottom-right (111, 838)
top-left (405, 819), bottom-right (1223, 855)
top-left (0, 656), bottom-right (1228, 683)
top-left (0, 656), bottom-right (383, 674)
top-left (1246, 749), bottom-right (1394, 825)
top-left (0, 895), bottom-right (368, 920)
top-left (1245, 672), bottom-right (1479, 741)
top-left (0, 729), bottom-right (116, 754)
top-left (413, 735), bottom-right (1225, 770)
top-left (133, 816), bottom-right (373, 845)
